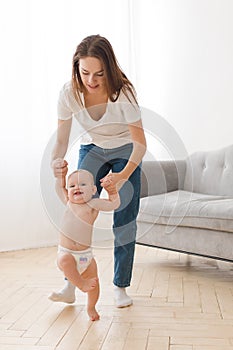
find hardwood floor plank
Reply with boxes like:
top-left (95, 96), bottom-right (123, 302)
top-left (215, 286), bottom-right (233, 317)
top-left (23, 303), bottom-right (70, 339)
top-left (152, 271), bottom-right (169, 298)
top-left (1, 292), bottom-right (44, 324)
top-left (122, 328), bottom-right (149, 350)
top-left (0, 336), bottom-right (39, 345)
top-left (148, 323), bottom-right (233, 338)
top-left (76, 316), bottom-right (113, 350)
top-left (101, 322), bottom-right (131, 350)
top-left (183, 280), bottom-right (200, 308)
top-left (167, 275), bottom-right (183, 303)
top-left (193, 347), bottom-right (233, 350)
top-left (10, 295), bottom-right (54, 331)
top-left (0, 330), bottom-right (24, 337)
top-left (170, 346), bottom-right (193, 350)
top-left (37, 306), bottom-right (82, 346)
top-left (0, 287), bottom-right (34, 319)
top-left (199, 284), bottom-right (221, 314)
top-left (147, 335), bottom-right (170, 350)
top-left (171, 336), bottom-right (231, 346)
top-left (0, 346), bottom-right (54, 350)
top-left (55, 310), bottom-right (95, 350)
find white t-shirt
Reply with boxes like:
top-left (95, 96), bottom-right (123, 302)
top-left (57, 81), bottom-right (141, 149)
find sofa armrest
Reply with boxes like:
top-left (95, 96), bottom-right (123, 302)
top-left (140, 160), bottom-right (186, 198)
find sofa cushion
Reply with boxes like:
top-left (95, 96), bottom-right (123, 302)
top-left (183, 144), bottom-right (233, 196)
top-left (138, 190), bottom-right (233, 233)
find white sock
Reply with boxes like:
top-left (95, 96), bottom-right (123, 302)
top-left (48, 280), bottom-right (76, 303)
top-left (113, 286), bottom-right (132, 308)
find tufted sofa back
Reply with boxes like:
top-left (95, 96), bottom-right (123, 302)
top-left (183, 144), bottom-right (233, 196)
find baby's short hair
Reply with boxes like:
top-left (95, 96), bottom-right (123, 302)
top-left (67, 169), bottom-right (95, 184)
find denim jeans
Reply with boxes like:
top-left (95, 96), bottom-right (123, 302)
top-left (78, 143), bottom-right (141, 288)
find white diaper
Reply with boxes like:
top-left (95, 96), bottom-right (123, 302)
top-left (58, 245), bottom-right (94, 274)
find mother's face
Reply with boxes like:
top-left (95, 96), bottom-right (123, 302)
top-left (79, 56), bottom-right (107, 95)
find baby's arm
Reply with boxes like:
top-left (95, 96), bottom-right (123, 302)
top-left (55, 175), bottom-right (68, 205)
top-left (90, 183), bottom-right (120, 211)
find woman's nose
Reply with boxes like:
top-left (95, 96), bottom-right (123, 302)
top-left (87, 74), bottom-right (95, 84)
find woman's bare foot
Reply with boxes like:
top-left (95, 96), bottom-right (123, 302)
top-left (87, 306), bottom-right (100, 321)
top-left (80, 277), bottom-right (98, 292)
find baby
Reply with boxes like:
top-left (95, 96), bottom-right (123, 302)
top-left (49, 165), bottom-right (120, 321)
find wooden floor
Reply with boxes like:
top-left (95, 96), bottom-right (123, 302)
top-left (1, 243), bottom-right (233, 350)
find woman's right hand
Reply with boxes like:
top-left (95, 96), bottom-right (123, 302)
top-left (51, 158), bottom-right (68, 178)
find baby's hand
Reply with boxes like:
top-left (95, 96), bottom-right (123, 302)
top-left (51, 158), bottom-right (68, 178)
top-left (101, 177), bottom-right (112, 186)
top-left (100, 173), bottom-right (126, 191)
top-left (101, 179), bottom-right (117, 194)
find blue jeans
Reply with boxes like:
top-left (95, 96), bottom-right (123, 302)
top-left (78, 143), bottom-right (141, 288)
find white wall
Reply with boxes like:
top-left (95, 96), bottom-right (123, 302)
top-left (1, 0), bottom-right (233, 251)
top-left (133, 0), bottom-right (233, 156)
top-left (0, 0), bottom-right (131, 252)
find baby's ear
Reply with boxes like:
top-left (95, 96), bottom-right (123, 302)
top-left (92, 185), bottom-right (97, 195)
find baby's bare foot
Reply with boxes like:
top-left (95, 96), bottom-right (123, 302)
top-left (87, 306), bottom-right (100, 321)
top-left (80, 277), bottom-right (98, 292)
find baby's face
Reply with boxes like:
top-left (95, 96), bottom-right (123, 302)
top-left (67, 171), bottom-right (96, 204)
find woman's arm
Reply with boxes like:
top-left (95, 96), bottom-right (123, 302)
top-left (120, 119), bottom-right (147, 179)
top-left (100, 119), bottom-right (147, 188)
top-left (51, 119), bottom-right (72, 177)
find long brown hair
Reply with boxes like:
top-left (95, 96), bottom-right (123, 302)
top-left (72, 34), bottom-right (138, 106)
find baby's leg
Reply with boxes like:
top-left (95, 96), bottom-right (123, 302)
top-left (81, 258), bottom-right (100, 321)
top-left (57, 252), bottom-right (98, 293)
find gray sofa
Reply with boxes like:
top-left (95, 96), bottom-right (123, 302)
top-left (137, 144), bottom-right (233, 262)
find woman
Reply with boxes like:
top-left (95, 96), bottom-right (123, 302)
top-left (50, 34), bottom-right (147, 308)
